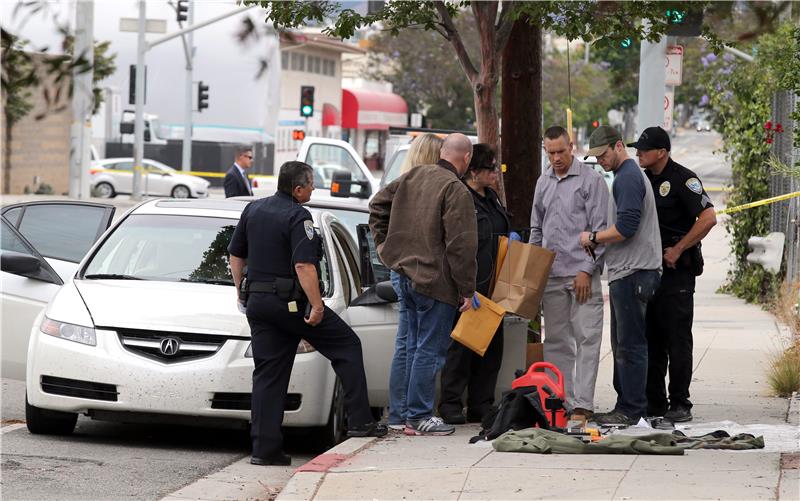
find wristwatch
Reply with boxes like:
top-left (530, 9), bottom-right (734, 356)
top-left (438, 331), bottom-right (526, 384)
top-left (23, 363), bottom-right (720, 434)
top-left (589, 231), bottom-right (597, 245)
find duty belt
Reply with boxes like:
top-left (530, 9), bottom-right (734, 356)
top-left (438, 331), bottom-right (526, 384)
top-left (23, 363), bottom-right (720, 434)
top-left (247, 281), bottom-right (279, 293)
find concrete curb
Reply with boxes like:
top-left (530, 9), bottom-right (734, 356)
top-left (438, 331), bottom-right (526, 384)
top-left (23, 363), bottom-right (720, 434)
top-left (275, 437), bottom-right (379, 501)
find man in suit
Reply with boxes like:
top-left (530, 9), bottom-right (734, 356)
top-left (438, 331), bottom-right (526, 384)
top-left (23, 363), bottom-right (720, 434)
top-left (224, 146), bottom-right (254, 197)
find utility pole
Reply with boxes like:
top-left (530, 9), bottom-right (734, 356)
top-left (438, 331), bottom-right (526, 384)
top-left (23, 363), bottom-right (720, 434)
top-left (636, 20), bottom-right (667, 136)
top-left (131, 0), bottom-right (146, 200)
top-left (181, 0), bottom-right (194, 172)
top-left (69, 0), bottom-right (94, 199)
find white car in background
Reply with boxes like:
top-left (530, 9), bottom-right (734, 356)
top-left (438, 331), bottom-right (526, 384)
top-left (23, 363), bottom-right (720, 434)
top-left (90, 158), bottom-right (210, 199)
top-left (252, 137), bottom-right (378, 205)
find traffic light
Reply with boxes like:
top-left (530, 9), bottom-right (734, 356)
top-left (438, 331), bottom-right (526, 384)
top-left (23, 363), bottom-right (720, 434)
top-left (197, 81), bottom-right (209, 111)
top-left (177, 0), bottom-right (189, 23)
top-left (292, 130), bottom-right (306, 141)
top-left (592, 120), bottom-right (600, 128)
top-left (666, 8), bottom-right (702, 36)
top-left (620, 37), bottom-right (632, 49)
top-left (300, 86), bottom-right (315, 118)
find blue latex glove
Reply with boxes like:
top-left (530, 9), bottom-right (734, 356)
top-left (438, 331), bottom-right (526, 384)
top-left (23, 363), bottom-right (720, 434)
top-left (507, 231), bottom-right (522, 250)
top-left (471, 292), bottom-right (481, 310)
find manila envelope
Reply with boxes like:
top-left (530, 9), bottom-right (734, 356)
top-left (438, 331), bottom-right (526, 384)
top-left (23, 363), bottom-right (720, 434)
top-left (450, 293), bottom-right (506, 357)
top-left (491, 239), bottom-right (555, 320)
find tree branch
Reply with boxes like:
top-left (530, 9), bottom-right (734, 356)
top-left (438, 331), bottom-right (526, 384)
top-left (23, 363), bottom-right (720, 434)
top-left (433, 1), bottom-right (478, 82)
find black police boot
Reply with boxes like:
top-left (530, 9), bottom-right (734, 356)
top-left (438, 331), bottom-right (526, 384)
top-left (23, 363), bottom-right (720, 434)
top-left (664, 405), bottom-right (692, 423)
top-left (251, 452), bottom-right (292, 466)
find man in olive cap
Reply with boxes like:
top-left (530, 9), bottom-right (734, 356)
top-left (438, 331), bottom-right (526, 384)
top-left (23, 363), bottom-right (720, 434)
top-left (629, 126), bottom-right (717, 423)
top-left (579, 125), bottom-right (662, 426)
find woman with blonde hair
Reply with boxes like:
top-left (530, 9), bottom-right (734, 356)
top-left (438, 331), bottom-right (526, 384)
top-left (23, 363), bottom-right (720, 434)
top-left (399, 133), bottom-right (444, 175)
top-left (387, 132), bottom-right (444, 430)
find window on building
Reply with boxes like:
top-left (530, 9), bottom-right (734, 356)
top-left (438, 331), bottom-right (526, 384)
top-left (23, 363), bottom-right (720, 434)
top-left (313, 56), bottom-right (322, 74)
top-left (281, 52), bottom-right (289, 70)
top-left (291, 52), bottom-right (305, 72)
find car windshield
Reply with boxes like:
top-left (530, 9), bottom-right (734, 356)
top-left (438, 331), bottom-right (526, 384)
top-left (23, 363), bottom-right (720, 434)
top-left (83, 214), bottom-right (237, 284)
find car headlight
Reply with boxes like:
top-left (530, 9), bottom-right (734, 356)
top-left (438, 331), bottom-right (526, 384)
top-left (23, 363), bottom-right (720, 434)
top-left (40, 317), bottom-right (97, 346)
top-left (244, 339), bottom-right (315, 357)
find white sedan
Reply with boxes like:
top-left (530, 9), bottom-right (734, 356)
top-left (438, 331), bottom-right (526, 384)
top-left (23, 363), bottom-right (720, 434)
top-left (90, 158), bottom-right (210, 199)
top-left (22, 198), bottom-right (396, 445)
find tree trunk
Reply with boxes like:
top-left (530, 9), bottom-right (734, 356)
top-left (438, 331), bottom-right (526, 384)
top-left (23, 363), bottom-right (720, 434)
top-left (3, 121), bottom-right (11, 195)
top-left (501, 16), bottom-right (542, 233)
top-left (470, 2), bottom-right (500, 148)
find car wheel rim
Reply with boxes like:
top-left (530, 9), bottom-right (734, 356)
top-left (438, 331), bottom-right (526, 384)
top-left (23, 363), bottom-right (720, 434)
top-left (97, 184), bottom-right (112, 197)
top-left (173, 186), bottom-right (190, 198)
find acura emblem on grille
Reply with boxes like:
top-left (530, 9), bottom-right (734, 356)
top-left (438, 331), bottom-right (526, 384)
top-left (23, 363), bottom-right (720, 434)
top-left (159, 337), bottom-right (180, 356)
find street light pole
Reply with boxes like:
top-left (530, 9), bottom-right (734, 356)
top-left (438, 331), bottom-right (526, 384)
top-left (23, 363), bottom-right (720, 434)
top-left (181, 0), bottom-right (194, 172)
top-left (636, 21), bottom-right (667, 136)
top-left (69, 0), bottom-right (94, 200)
top-left (132, 0), bottom-right (146, 200)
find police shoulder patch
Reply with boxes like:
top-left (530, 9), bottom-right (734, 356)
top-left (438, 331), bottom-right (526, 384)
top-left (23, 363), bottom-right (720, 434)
top-left (659, 181), bottom-right (671, 197)
top-left (304, 220), bottom-right (314, 240)
top-left (685, 177), bottom-right (702, 194)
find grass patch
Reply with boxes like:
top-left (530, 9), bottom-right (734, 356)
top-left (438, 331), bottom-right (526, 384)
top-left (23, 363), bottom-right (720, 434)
top-left (768, 282), bottom-right (800, 397)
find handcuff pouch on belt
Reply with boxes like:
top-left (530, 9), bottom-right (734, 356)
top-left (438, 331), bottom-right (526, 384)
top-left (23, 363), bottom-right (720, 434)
top-left (274, 277), bottom-right (305, 301)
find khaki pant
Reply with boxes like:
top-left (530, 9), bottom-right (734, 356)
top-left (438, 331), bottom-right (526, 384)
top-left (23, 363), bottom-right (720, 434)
top-left (542, 273), bottom-right (604, 411)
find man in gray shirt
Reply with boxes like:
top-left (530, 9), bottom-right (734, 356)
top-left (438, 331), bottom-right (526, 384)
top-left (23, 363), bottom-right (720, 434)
top-left (530, 126), bottom-right (608, 420)
top-left (579, 125), bottom-right (662, 426)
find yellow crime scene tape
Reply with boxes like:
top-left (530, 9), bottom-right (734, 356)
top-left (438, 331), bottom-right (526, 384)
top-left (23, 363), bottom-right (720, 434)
top-left (717, 190), bottom-right (800, 215)
top-left (97, 167), bottom-right (274, 180)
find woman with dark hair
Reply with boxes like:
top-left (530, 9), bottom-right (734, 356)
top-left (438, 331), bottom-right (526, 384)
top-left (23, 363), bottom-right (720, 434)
top-left (438, 143), bottom-right (511, 424)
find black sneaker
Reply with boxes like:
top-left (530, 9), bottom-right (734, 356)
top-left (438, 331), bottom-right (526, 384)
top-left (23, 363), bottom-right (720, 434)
top-left (441, 413), bottom-right (467, 425)
top-left (347, 422), bottom-right (388, 438)
top-left (664, 406), bottom-right (692, 423)
top-left (593, 410), bottom-right (637, 426)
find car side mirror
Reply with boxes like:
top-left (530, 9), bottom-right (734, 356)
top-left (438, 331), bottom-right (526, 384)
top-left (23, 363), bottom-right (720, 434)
top-left (1, 251), bottom-right (42, 275)
top-left (330, 171), bottom-right (370, 199)
top-left (375, 280), bottom-right (398, 302)
top-left (350, 280), bottom-right (399, 307)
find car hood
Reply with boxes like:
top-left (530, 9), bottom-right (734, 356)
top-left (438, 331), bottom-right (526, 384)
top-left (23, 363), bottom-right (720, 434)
top-left (74, 280), bottom-right (248, 336)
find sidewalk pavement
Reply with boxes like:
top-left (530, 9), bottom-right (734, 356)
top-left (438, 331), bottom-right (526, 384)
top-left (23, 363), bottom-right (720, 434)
top-left (165, 206), bottom-right (800, 500)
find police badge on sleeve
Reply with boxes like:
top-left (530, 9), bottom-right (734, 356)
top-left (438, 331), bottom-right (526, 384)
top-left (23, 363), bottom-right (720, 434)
top-left (686, 177), bottom-right (703, 194)
top-left (304, 220), bottom-right (314, 240)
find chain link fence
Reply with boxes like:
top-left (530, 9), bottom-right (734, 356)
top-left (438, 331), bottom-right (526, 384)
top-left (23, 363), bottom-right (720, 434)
top-left (769, 90), bottom-right (799, 284)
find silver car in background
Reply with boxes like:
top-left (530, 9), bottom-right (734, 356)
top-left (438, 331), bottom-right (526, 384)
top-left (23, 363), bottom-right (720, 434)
top-left (90, 158), bottom-right (210, 199)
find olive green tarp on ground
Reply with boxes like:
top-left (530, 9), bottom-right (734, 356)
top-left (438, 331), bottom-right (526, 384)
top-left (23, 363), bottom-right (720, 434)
top-left (492, 428), bottom-right (765, 455)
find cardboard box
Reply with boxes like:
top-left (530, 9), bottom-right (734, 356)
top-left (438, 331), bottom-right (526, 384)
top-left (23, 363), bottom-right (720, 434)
top-left (526, 342), bottom-right (544, 369)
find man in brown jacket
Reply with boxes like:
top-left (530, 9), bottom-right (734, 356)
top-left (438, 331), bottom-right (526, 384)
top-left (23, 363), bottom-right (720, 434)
top-left (369, 133), bottom-right (478, 436)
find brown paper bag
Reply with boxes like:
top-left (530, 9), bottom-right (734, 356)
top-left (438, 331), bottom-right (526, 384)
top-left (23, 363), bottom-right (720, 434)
top-left (450, 293), bottom-right (506, 356)
top-left (493, 235), bottom-right (509, 294)
top-left (491, 240), bottom-right (555, 320)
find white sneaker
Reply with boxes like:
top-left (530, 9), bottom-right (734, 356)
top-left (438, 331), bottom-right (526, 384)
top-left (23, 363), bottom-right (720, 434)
top-left (404, 416), bottom-right (455, 436)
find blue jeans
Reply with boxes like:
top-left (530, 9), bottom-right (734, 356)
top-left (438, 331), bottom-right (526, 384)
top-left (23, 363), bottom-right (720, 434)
top-left (388, 271), bottom-right (409, 425)
top-left (397, 274), bottom-right (457, 421)
top-left (608, 269), bottom-right (661, 419)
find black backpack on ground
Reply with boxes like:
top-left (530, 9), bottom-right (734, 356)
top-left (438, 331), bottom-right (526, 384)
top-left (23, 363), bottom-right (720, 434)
top-left (469, 385), bottom-right (550, 443)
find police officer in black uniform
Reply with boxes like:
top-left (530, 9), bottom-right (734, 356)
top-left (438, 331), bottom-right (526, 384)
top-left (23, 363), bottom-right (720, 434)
top-left (628, 127), bottom-right (717, 423)
top-left (228, 161), bottom-right (386, 466)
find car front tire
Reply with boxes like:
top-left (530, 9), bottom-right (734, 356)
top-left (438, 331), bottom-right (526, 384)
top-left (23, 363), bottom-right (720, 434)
top-left (171, 185), bottom-right (191, 198)
top-left (25, 395), bottom-right (77, 435)
top-left (312, 378), bottom-right (346, 450)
